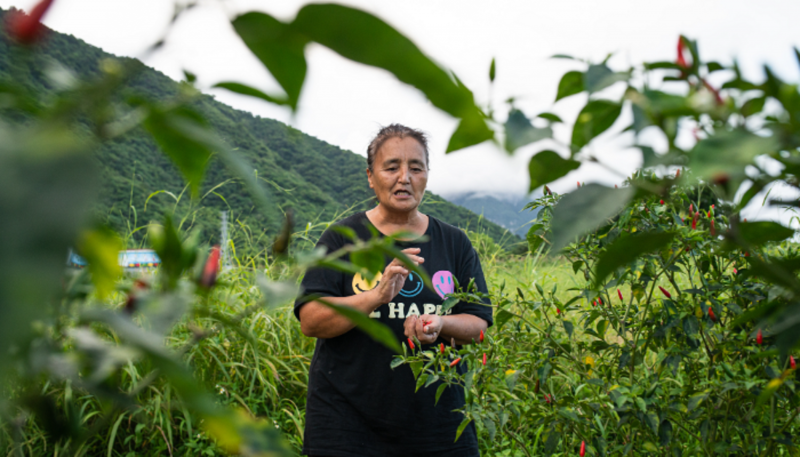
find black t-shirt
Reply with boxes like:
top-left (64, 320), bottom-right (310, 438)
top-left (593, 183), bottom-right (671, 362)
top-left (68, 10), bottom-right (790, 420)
top-left (294, 212), bottom-right (493, 457)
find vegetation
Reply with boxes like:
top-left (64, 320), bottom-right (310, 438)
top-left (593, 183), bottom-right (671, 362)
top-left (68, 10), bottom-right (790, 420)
top-left (3, 1), bottom-right (800, 456)
top-left (0, 6), bottom-right (516, 253)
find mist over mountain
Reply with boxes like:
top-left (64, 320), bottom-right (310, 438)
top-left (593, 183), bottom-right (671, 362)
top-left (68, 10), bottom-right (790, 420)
top-left (443, 191), bottom-right (540, 238)
top-left (0, 7), bottom-right (518, 251)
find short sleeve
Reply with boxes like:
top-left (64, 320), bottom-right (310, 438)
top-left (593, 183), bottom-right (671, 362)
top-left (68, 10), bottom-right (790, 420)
top-left (293, 228), bottom-right (347, 320)
top-left (453, 243), bottom-right (493, 327)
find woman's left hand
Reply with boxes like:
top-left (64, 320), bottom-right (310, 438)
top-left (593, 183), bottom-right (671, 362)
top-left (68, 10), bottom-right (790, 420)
top-left (403, 313), bottom-right (443, 345)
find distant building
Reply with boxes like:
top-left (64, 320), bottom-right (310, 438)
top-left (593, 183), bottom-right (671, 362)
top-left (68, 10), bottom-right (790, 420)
top-left (67, 249), bottom-right (161, 270)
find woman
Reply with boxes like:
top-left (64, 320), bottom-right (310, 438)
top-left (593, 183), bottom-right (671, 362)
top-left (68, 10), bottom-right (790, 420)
top-left (294, 124), bottom-right (492, 457)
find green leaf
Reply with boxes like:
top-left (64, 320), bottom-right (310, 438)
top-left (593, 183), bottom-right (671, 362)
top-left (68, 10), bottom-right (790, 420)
top-left (77, 227), bottom-right (123, 300)
top-left (537, 112), bottom-right (563, 123)
top-left (454, 417), bottom-right (472, 442)
top-left (593, 232), bottom-right (675, 288)
top-left (390, 357), bottom-right (405, 369)
top-left (741, 96), bottom-right (766, 117)
top-left (446, 114), bottom-right (495, 153)
top-left (441, 296), bottom-right (459, 314)
top-left (563, 321), bottom-right (574, 339)
top-left (737, 221), bottom-right (795, 247)
top-left (489, 58), bottom-right (496, 82)
top-left (143, 107), bottom-right (214, 196)
top-left (549, 184), bottom-right (635, 252)
top-left (231, 12), bottom-right (308, 110)
top-left (571, 100), bottom-right (622, 151)
top-left (687, 392), bottom-right (708, 412)
top-left (688, 130), bottom-right (778, 182)
top-left (583, 64), bottom-right (628, 93)
top-left (555, 71), bottom-right (584, 101)
top-left (683, 316), bottom-right (699, 336)
top-left (528, 150), bottom-right (580, 192)
top-left (572, 260), bottom-right (584, 274)
top-left (291, 4), bottom-right (490, 151)
top-left (504, 109), bottom-right (552, 152)
top-left (350, 248), bottom-right (385, 277)
top-left (213, 81), bottom-right (290, 107)
top-left (435, 383), bottom-right (448, 405)
top-left (315, 298), bottom-right (401, 353)
top-left (495, 309), bottom-right (517, 329)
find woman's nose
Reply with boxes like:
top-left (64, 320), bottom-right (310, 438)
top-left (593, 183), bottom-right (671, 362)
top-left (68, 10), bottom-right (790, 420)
top-left (398, 166), bottom-right (410, 183)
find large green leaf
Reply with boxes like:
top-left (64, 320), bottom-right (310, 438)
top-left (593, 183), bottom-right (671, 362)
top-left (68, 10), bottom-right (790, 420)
top-left (446, 114), bottom-right (495, 153)
top-left (143, 107), bottom-right (214, 196)
top-left (0, 125), bottom-right (96, 385)
top-left (504, 109), bottom-right (552, 152)
top-left (528, 150), bottom-right (580, 192)
top-left (583, 64), bottom-right (629, 93)
top-left (549, 184), bottom-right (634, 252)
top-left (688, 130), bottom-right (778, 181)
top-left (290, 4), bottom-right (490, 151)
top-left (77, 227), bottom-right (123, 300)
top-left (593, 231), bottom-right (675, 288)
top-left (728, 221), bottom-right (795, 249)
top-left (555, 71), bottom-right (584, 101)
top-left (571, 100), bottom-right (622, 152)
top-left (315, 298), bottom-right (402, 353)
top-left (231, 12), bottom-right (309, 110)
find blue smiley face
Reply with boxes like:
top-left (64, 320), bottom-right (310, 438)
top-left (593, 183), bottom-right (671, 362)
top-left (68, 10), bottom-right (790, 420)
top-left (398, 272), bottom-right (424, 297)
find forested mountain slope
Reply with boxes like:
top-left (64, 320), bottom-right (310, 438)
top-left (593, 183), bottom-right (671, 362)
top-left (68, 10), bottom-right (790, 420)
top-left (0, 7), bottom-right (517, 251)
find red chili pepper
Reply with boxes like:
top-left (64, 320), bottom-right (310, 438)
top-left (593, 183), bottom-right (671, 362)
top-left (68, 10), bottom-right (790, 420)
top-left (711, 204), bottom-right (715, 209)
top-left (791, 356), bottom-right (797, 370)
top-left (744, 251), bottom-right (750, 257)
top-left (449, 358), bottom-right (461, 367)
top-left (598, 297), bottom-right (603, 306)
top-left (618, 289), bottom-right (623, 301)
top-left (614, 184), bottom-right (618, 188)
top-left (6, 0), bottom-right (55, 44)
top-left (710, 220), bottom-right (716, 236)
top-left (658, 286), bottom-right (671, 299)
top-left (592, 300), bottom-right (596, 307)
top-left (580, 440), bottom-right (586, 457)
top-left (707, 210), bottom-right (712, 218)
top-left (756, 329), bottom-right (763, 345)
top-left (676, 36), bottom-right (688, 69)
top-left (440, 342), bottom-right (445, 353)
top-left (660, 199), bottom-right (664, 205)
top-left (408, 338), bottom-right (415, 350)
top-left (708, 308), bottom-right (716, 322)
top-left (482, 353), bottom-right (487, 366)
top-left (544, 394), bottom-right (551, 404)
top-left (676, 169), bottom-right (681, 179)
top-left (689, 204), bottom-right (694, 213)
top-left (691, 211), bottom-right (698, 230)
top-left (200, 246), bottom-right (221, 288)
top-left (479, 329), bottom-right (484, 343)
top-left (743, 218), bottom-right (748, 222)
top-left (733, 268), bottom-right (738, 274)
top-left (577, 181), bottom-right (581, 188)
top-left (556, 308), bottom-right (561, 315)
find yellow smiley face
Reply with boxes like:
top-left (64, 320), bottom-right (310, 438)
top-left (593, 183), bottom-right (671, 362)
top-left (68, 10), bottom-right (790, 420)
top-left (352, 271), bottom-right (382, 295)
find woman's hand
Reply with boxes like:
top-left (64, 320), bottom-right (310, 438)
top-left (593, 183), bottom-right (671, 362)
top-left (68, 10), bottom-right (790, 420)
top-left (404, 313), bottom-right (443, 345)
top-left (371, 247), bottom-right (423, 304)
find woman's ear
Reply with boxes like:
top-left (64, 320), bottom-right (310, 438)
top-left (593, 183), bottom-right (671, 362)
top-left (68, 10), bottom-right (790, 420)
top-left (366, 168), bottom-right (374, 189)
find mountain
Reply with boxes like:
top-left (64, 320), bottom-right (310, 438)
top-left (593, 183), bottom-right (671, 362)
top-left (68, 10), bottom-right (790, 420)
top-left (445, 192), bottom-right (540, 238)
top-left (0, 7), bottom-right (517, 252)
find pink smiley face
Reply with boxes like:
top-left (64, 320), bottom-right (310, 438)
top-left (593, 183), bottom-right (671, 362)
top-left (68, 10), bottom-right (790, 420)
top-left (432, 270), bottom-right (455, 298)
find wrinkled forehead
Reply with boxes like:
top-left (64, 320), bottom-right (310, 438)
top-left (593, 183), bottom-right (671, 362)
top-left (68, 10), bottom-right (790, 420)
top-left (375, 137), bottom-right (428, 165)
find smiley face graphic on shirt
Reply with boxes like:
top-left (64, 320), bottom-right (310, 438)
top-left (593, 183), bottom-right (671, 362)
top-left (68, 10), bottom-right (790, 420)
top-left (352, 271), bottom-right (382, 294)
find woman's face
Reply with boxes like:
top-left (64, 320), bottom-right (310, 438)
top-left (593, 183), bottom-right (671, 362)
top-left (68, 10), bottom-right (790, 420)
top-left (367, 136), bottom-right (428, 215)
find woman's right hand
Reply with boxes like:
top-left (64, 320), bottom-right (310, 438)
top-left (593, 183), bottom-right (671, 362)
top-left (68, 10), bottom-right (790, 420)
top-left (371, 247), bottom-right (424, 304)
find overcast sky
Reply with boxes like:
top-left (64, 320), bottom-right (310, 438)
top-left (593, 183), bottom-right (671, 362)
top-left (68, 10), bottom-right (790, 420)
top-left (4, 0), bottom-right (800, 204)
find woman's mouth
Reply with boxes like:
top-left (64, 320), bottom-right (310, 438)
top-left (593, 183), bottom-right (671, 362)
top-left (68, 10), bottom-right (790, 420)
top-left (394, 189), bottom-right (412, 198)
